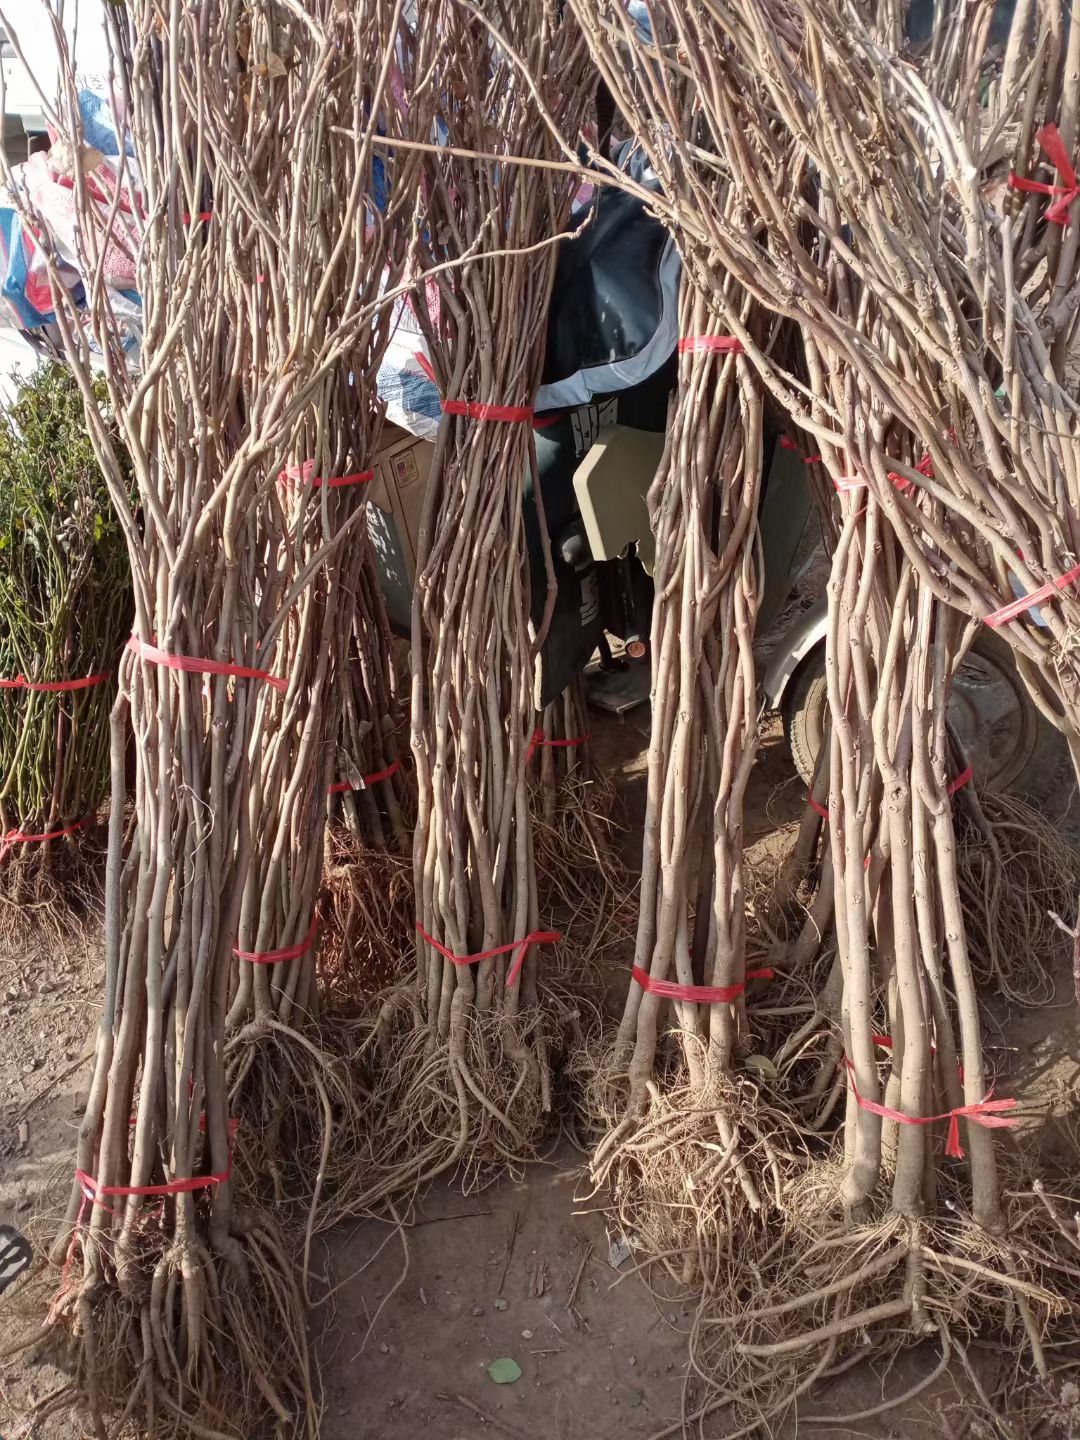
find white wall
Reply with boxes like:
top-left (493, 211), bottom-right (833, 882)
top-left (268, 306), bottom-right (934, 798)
top-left (4, 0), bottom-right (111, 126)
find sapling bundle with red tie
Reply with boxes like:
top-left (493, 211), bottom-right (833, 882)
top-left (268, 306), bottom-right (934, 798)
top-left (220, 97), bottom-right (433, 1231)
top-left (351, 0), bottom-right (596, 1210)
top-left (568, 0), bottom-right (1080, 1425)
top-left (319, 521), bottom-right (413, 999)
top-left (0, 0), bottom-right (438, 1432)
top-left (527, 678), bottom-right (632, 1004)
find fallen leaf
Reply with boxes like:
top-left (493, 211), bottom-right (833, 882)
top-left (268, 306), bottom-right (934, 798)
top-left (487, 1358), bottom-right (522, 1385)
top-left (743, 1054), bottom-right (779, 1081)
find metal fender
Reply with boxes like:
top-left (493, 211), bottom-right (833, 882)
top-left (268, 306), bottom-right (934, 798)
top-left (760, 598), bottom-right (827, 712)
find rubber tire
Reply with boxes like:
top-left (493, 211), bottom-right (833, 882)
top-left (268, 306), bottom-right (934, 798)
top-left (781, 631), bottom-right (1041, 795)
top-left (782, 656), bottom-right (828, 790)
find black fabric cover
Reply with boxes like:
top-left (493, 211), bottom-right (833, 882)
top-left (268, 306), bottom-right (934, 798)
top-left (541, 144), bottom-right (672, 391)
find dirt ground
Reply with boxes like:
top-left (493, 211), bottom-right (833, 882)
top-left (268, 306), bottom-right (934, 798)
top-left (2, 684), bottom-right (1079, 1438)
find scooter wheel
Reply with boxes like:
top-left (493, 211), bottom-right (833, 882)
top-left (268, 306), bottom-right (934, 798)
top-left (781, 630), bottom-right (1042, 796)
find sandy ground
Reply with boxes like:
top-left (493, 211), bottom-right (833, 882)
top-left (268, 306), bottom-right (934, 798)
top-left (1, 674), bottom-right (1079, 1438)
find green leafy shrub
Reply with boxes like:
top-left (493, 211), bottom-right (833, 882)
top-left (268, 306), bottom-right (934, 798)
top-left (0, 363), bottom-right (131, 864)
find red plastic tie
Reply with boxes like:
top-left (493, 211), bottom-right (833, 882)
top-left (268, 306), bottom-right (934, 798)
top-left (233, 913), bottom-right (318, 965)
top-left (835, 452), bottom-right (933, 498)
top-left (843, 1057), bottom-right (1016, 1158)
top-left (1008, 124), bottom-right (1079, 225)
top-left (126, 635), bottom-right (289, 695)
top-left (415, 921), bottom-right (559, 988)
top-left (811, 767), bottom-right (970, 831)
top-left (984, 560), bottom-right (1080, 628)
top-left (278, 459), bottom-right (375, 489)
top-left (632, 964), bottom-right (773, 1005)
top-left (678, 335), bottom-right (744, 355)
top-left (779, 436), bottom-right (823, 464)
top-left (3, 820), bottom-right (83, 844)
top-left (328, 758), bottom-right (401, 794)
top-left (807, 790), bottom-right (830, 820)
top-left (413, 350), bottom-right (438, 383)
top-left (525, 729), bottom-right (591, 763)
top-left (412, 350), bottom-right (533, 423)
top-left (1, 820), bottom-right (83, 862)
top-left (0, 672), bottom-right (109, 693)
top-left (60, 1120), bottom-right (236, 1300)
top-left (442, 398), bottom-right (534, 424)
top-left (885, 452), bottom-right (932, 497)
top-left (76, 1149), bottom-right (231, 1213)
top-left (947, 765), bottom-right (973, 796)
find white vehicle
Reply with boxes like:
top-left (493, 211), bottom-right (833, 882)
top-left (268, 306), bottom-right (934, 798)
top-left (2, 4), bottom-right (112, 155)
top-left (1, 23), bottom-right (48, 148)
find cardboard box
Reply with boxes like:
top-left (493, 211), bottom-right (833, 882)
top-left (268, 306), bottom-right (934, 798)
top-left (367, 424), bottom-right (435, 631)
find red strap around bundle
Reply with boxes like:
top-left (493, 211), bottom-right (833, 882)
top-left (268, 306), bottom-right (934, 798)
top-left (61, 1136), bottom-right (235, 1302)
top-left (946, 765), bottom-right (973, 796)
top-left (0, 820), bottom-right (83, 862)
top-left (0, 672), bottom-right (109, 693)
top-left (886, 450), bottom-right (935, 496)
top-left (127, 635), bottom-right (289, 695)
top-left (3, 820), bottom-right (83, 844)
top-left (415, 921), bottom-right (560, 987)
top-left (76, 1149), bottom-right (232, 1213)
top-left (631, 963), bottom-right (773, 1005)
top-left (442, 398), bottom-right (534, 424)
top-left (678, 335), bottom-right (744, 355)
top-left (525, 730), bottom-right (591, 763)
top-left (779, 436), bottom-right (823, 464)
top-left (810, 765), bottom-right (972, 824)
top-left (1008, 124), bottom-right (1079, 225)
top-left (412, 350), bottom-right (534, 423)
top-left (278, 459), bottom-right (375, 488)
top-left (328, 758), bottom-right (402, 794)
top-left (843, 1057), bottom-right (1017, 1158)
top-left (832, 474), bottom-right (864, 494)
top-left (984, 561), bottom-right (1080, 628)
top-left (807, 791), bottom-right (830, 820)
top-left (233, 913), bottom-right (318, 965)
top-left (832, 452), bottom-right (933, 498)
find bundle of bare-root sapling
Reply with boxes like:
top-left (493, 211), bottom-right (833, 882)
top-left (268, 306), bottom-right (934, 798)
top-left (334, 523), bottom-right (409, 849)
top-left (356, 0), bottom-right (594, 1208)
top-left (0, 1), bottom-right (431, 1432)
top-left (529, 677), bottom-right (631, 998)
top-left (695, 506), bottom-right (1061, 1435)
top-left (569, 1), bottom-right (1079, 1424)
top-left (580, 275), bottom-right (808, 1306)
top-left (221, 34), bottom-right (435, 1244)
top-left (320, 518), bottom-right (414, 1000)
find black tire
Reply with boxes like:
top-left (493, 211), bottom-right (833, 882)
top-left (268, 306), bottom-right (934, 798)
top-left (0, 1223), bottom-right (31, 1297)
top-left (782, 655), bottom-right (827, 790)
top-left (782, 630), bottom-right (1042, 795)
